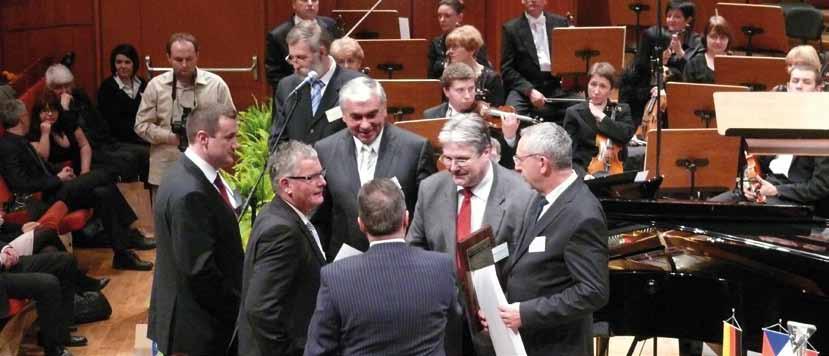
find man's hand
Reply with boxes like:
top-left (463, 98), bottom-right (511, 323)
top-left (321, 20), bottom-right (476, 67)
top-left (22, 222), bottom-right (40, 233)
top-left (1, 246), bottom-right (19, 269)
top-left (743, 175), bottom-right (778, 200)
top-left (528, 89), bottom-right (546, 109)
top-left (501, 113), bottom-right (519, 141)
top-left (499, 303), bottom-right (522, 332)
top-left (57, 166), bottom-right (76, 181)
top-left (60, 93), bottom-right (73, 111)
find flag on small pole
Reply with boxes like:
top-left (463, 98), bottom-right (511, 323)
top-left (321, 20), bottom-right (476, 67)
top-left (723, 308), bottom-right (743, 356)
top-left (762, 320), bottom-right (794, 356)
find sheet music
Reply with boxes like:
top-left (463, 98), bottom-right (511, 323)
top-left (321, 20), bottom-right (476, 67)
top-left (471, 265), bottom-right (527, 356)
top-left (398, 17), bottom-right (410, 39)
top-left (334, 243), bottom-right (363, 261)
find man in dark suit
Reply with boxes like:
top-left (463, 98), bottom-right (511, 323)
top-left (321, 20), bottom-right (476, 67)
top-left (265, 0), bottom-right (341, 88)
top-left (406, 115), bottom-right (536, 356)
top-left (268, 21), bottom-right (362, 148)
top-left (0, 99), bottom-right (152, 271)
top-left (313, 77), bottom-right (435, 258)
top-left (500, 0), bottom-right (573, 123)
top-left (305, 178), bottom-right (455, 356)
top-left (497, 122), bottom-right (609, 356)
top-left (423, 63), bottom-right (519, 169)
top-left (237, 141), bottom-right (328, 356)
top-left (148, 103), bottom-right (244, 356)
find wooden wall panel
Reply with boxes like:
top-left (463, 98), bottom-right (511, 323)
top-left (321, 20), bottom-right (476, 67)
top-left (1, 0), bottom-right (94, 30)
top-left (99, 0), bottom-right (144, 80)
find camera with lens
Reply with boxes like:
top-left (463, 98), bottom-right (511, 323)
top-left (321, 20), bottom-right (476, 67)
top-left (171, 107), bottom-right (192, 152)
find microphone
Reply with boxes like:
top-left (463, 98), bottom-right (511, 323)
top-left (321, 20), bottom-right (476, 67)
top-left (287, 70), bottom-right (319, 97)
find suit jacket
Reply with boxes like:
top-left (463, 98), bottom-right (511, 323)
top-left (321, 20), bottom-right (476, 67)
top-left (502, 178), bottom-right (609, 356)
top-left (760, 156), bottom-right (829, 217)
top-left (0, 133), bottom-right (62, 195)
top-left (148, 155), bottom-right (244, 356)
top-left (269, 65), bottom-right (363, 148)
top-left (312, 124), bottom-right (436, 258)
top-left (265, 16), bottom-right (340, 89)
top-left (562, 102), bottom-right (635, 171)
top-left (422, 103), bottom-right (516, 169)
top-left (304, 242), bottom-right (455, 356)
top-left (406, 163), bottom-right (537, 355)
top-left (500, 12), bottom-right (569, 98)
top-left (237, 196), bottom-right (327, 356)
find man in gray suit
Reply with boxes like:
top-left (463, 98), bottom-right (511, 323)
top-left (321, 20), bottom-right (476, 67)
top-left (313, 77), bottom-right (435, 258)
top-left (305, 178), bottom-right (455, 356)
top-left (406, 115), bottom-right (536, 356)
top-left (497, 122), bottom-right (609, 356)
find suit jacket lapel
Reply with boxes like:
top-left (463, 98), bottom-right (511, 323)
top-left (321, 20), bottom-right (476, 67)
top-left (339, 132), bottom-right (362, 195)
top-left (275, 196), bottom-right (326, 264)
top-left (442, 178), bottom-right (459, 255)
top-left (482, 165), bottom-right (507, 244)
top-left (518, 16), bottom-right (540, 68)
top-left (181, 156), bottom-right (236, 219)
top-left (373, 125), bottom-right (398, 179)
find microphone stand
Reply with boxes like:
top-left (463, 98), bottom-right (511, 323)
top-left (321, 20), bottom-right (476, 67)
top-left (654, 0), bottom-right (664, 178)
top-left (237, 84), bottom-right (305, 223)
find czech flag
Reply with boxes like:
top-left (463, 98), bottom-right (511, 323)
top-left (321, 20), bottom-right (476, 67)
top-left (804, 348), bottom-right (819, 356)
top-left (722, 321), bottom-right (742, 356)
top-left (762, 328), bottom-right (794, 356)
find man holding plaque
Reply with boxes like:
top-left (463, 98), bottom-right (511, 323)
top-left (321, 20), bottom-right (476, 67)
top-left (500, 122), bottom-right (609, 356)
top-left (407, 115), bottom-right (535, 356)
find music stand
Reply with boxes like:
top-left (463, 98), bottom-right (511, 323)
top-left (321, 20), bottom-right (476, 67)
top-left (714, 55), bottom-right (788, 91)
top-left (551, 27), bottom-right (627, 77)
top-left (645, 128), bottom-right (741, 198)
top-left (394, 117), bottom-right (448, 150)
top-left (378, 79), bottom-right (442, 121)
top-left (715, 3), bottom-right (788, 56)
top-left (357, 39), bottom-right (429, 79)
top-left (332, 9), bottom-right (400, 39)
top-left (608, 0), bottom-right (659, 53)
top-left (666, 82), bottom-right (749, 129)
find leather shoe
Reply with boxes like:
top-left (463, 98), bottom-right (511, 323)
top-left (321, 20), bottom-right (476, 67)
top-left (128, 229), bottom-right (156, 250)
top-left (45, 347), bottom-right (73, 356)
top-left (113, 250), bottom-right (153, 271)
top-left (65, 335), bottom-right (88, 347)
top-left (78, 274), bottom-right (110, 292)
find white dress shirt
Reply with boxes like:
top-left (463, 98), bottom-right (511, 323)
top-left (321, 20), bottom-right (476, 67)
top-left (353, 128), bottom-right (383, 186)
top-left (114, 76), bottom-right (142, 99)
top-left (369, 238), bottom-right (406, 247)
top-left (538, 169), bottom-right (578, 219)
top-left (184, 148), bottom-right (238, 209)
top-left (769, 155), bottom-right (794, 178)
top-left (456, 161), bottom-right (495, 231)
top-left (525, 12), bottom-right (552, 72)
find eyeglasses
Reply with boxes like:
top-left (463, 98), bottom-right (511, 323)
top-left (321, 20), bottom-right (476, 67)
top-left (286, 169), bottom-right (326, 182)
top-left (284, 54), bottom-right (311, 63)
top-left (513, 153), bottom-right (545, 165)
top-left (440, 153), bottom-right (480, 168)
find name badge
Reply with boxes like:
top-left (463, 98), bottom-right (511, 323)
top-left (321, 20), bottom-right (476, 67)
top-left (492, 242), bottom-right (509, 263)
top-left (326, 106), bottom-right (343, 123)
top-left (529, 236), bottom-right (546, 253)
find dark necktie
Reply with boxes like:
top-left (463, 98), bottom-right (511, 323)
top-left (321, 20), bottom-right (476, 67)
top-left (533, 196), bottom-right (550, 222)
top-left (213, 176), bottom-right (232, 209)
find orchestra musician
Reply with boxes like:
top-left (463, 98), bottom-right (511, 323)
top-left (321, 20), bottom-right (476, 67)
top-left (428, 0), bottom-right (492, 79)
top-left (446, 25), bottom-right (506, 106)
top-left (329, 37), bottom-right (366, 73)
top-left (562, 62), bottom-right (635, 177)
top-left (682, 16), bottom-right (732, 84)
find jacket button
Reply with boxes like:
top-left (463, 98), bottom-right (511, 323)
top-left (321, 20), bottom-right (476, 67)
top-left (310, 129), bottom-right (314, 133)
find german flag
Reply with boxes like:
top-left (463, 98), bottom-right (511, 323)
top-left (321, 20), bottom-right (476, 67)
top-left (722, 320), bottom-right (742, 356)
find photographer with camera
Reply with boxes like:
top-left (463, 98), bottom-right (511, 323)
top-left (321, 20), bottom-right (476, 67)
top-left (135, 32), bottom-right (235, 193)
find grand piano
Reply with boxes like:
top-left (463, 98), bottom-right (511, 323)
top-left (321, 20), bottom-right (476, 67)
top-left (590, 178), bottom-right (829, 352)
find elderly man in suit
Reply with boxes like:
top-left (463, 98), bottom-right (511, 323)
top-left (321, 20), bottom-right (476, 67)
top-left (149, 103), bottom-right (244, 356)
top-left (237, 141), bottom-right (328, 356)
top-left (305, 178), bottom-right (455, 356)
top-left (269, 21), bottom-right (362, 148)
top-left (496, 122), bottom-right (609, 356)
top-left (313, 77), bottom-right (435, 258)
top-left (407, 115), bottom-right (536, 356)
top-left (501, 0), bottom-right (573, 123)
top-left (265, 0), bottom-right (342, 88)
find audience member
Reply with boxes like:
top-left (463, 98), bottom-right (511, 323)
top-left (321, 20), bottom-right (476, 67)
top-left (28, 93), bottom-right (93, 175)
top-left (97, 44), bottom-right (150, 147)
top-left (428, 0), bottom-right (491, 79)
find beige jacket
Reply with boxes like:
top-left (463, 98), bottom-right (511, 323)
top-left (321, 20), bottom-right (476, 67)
top-left (135, 69), bottom-right (234, 185)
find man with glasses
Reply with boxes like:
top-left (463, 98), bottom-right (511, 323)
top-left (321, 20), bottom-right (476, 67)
top-left (312, 77), bottom-right (435, 259)
top-left (269, 21), bottom-right (362, 148)
top-left (407, 114), bottom-right (535, 356)
top-left (495, 122), bottom-right (608, 356)
top-left (266, 0), bottom-right (342, 88)
top-left (237, 140), bottom-right (328, 356)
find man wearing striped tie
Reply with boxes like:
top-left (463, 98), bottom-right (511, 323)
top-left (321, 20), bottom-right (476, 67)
top-left (269, 21), bottom-right (363, 149)
top-left (237, 140), bottom-right (328, 356)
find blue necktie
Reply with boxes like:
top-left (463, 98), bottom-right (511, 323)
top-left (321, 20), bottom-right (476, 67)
top-left (310, 79), bottom-right (325, 115)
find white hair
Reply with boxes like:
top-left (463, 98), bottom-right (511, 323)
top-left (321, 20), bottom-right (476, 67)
top-left (45, 64), bottom-right (74, 88)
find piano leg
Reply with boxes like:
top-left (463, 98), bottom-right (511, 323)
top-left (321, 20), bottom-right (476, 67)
top-left (594, 336), bottom-right (609, 356)
top-left (625, 336), bottom-right (658, 356)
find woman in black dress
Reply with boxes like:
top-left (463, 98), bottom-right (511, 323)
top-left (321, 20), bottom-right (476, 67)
top-left (97, 44), bottom-right (147, 145)
top-left (683, 16), bottom-right (732, 84)
top-left (427, 0), bottom-right (490, 79)
top-left (445, 25), bottom-right (505, 106)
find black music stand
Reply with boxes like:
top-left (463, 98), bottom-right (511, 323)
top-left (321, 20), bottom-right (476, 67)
top-left (715, 3), bottom-right (788, 56)
top-left (608, 0), bottom-right (659, 53)
top-left (550, 26), bottom-right (626, 90)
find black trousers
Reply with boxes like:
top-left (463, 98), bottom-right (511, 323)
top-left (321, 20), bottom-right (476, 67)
top-left (4, 252), bottom-right (77, 350)
top-left (506, 88), bottom-right (580, 126)
top-left (47, 170), bottom-right (137, 252)
top-left (92, 142), bottom-right (149, 182)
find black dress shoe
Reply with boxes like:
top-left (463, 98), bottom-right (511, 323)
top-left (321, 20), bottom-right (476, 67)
top-left (128, 229), bottom-right (156, 250)
top-left (65, 335), bottom-right (88, 347)
top-left (78, 274), bottom-right (110, 292)
top-left (113, 250), bottom-right (153, 271)
top-left (45, 347), bottom-right (73, 356)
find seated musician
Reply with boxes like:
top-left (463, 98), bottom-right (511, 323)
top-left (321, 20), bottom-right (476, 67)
top-left (771, 45), bottom-right (824, 91)
top-left (683, 16), bottom-right (732, 84)
top-left (423, 62), bottom-right (519, 168)
top-left (446, 25), bottom-right (505, 106)
top-left (743, 64), bottom-right (829, 217)
top-left (563, 62), bottom-right (635, 177)
top-left (428, 0), bottom-right (491, 79)
top-left (621, 0), bottom-right (701, 121)
top-left (329, 37), bottom-right (365, 73)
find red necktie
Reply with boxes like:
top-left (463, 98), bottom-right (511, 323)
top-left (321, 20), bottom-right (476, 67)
top-left (213, 176), bottom-right (232, 209)
top-left (455, 188), bottom-right (473, 271)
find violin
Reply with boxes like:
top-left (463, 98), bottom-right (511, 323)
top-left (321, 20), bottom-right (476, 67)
top-left (587, 103), bottom-right (624, 176)
top-left (474, 101), bottom-right (541, 128)
top-left (744, 152), bottom-right (766, 204)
